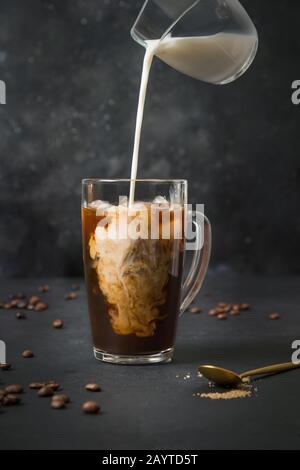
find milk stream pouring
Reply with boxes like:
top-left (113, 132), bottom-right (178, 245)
top-left (129, 0), bottom-right (258, 204)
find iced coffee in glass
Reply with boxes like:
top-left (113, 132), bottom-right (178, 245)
top-left (82, 179), bottom-right (211, 364)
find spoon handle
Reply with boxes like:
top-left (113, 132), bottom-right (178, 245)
top-left (240, 361), bottom-right (300, 379)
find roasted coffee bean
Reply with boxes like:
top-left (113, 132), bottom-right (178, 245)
top-left (2, 394), bottom-right (20, 406)
top-left (27, 304), bottom-right (35, 311)
top-left (223, 305), bottom-right (232, 313)
top-left (38, 386), bottom-right (53, 397)
top-left (208, 309), bottom-right (217, 317)
top-left (85, 383), bottom-right (101, 392)
top-left (0, 389), bottom-right (7, 400)
top-left (46, 379), bottom-right (56, 384)
top-left (269, 312), bottom-right (280, 320)
top-left (240, 303), bottom-right (250, 311)
top-left (29, 382), bottom-right (44, 390)
top-left (216, 307), bottom-right (226, 314)
top-left (0, 301), bottom-right (4, 308)
top-left (4, 302), bottom-right (12, 309)
top-left (16, 312), bottom-right (26, 319)
top-left (22, 349), bottom-right (34, 358)
top-left (53, 319), bottom-right (64, 329)
top-left (189, 307), bottom-right (202, 314)
top-left (28, 295), bottom-right (39, 306)
top-left (82, 401), bottom-right (100, 414)
top-left (46, 381), bottom-right (60, 391)
top-left (53, 393), bottom-right (70, 404)
top-left (218, 302), bottom-right (227, 309)
top-left (38, 284), bottom-right (50, 293)
top-left (231, 307), bottom-right (240, 315)
top-left (5, 384), bottom-right (23, 394)
top-left (217, 313), bottom-right (228, 321)
top-left (10, 299), bottom-right (19, 308)
top-left (34, 302), bottom-right (48, 311)
top-left (51, 397), bottom-right (66, 409)
top-left (65, 292), bottom-right (78, 300)
top-left (0, 363), bottom-right (12, 370)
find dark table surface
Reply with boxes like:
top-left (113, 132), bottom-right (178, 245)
top-left (0, 272), bottom-right (299, 450)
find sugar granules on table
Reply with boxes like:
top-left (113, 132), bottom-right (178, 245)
top-left (193, 383), bottom-right (256, 400)
top-left (197, 389), bottom-right (252, 400)
top-left (175, 373), bottom-right (192, 380)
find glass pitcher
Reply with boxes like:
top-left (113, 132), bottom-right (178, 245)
top-left (131, 0), bottom-right (258, 84)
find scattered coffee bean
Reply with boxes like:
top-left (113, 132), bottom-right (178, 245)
top-left (22, 349), bottom-right (34, 358)
top-left (0, 363), bottom-right (12, 370)
top-left (34, 302), bottom-right (48, 311)
top-left (28, 296), bottom-right (39, 306)
top-left (218, 302), bottom-right (227, 309)
top-left (46, 381), bottom-right (60, 391)
top-left (38, 386), bottom-right (54, 397)
top-left (65, 292), bottom-right (77, 300)
top-left (85, 383), bottom-right (101, 392)
top-left (10, 299), bottom-right (19, 308)
top-left (27, 304), bottom-right (35, 311)
top-left (232, 304), bottom-right (240, 311)
top-left (51, 397), bottom-right (66, 409)
top-left (240, 303), bottom-right (250, 311)
top-left (0, 301), bottom-right (4, 308)
top-left (208, 301), bottom-right (250, 319)
top-left (5, 384), bottom-right (23, 394)
top-left (82, 401), bottom-right (100, 414)
top-left (0, 389), bottom-right (7, 400)
top-left (216, 306), bottom-right (226, 314)
top-left (208, 309), bottom-right (217, 317)
top-left (4, 302), bottom-right (12, 309)
top-left (217, 313), bottom-right (228, 321)
top-left (16, 312), bottom-right (26, 319)
top-left (269, 312), bottom-right (280, 320)
top-left (53, 319), bottom-right (64, 329)
top-left (53, 393), bottom-right (70, 404)
top-left (29, 382), bottom-right (44, 390)
top-left (38, 284), bottom-right (50, 293)
top-left (189, 307), bottom-right (202, 314)
top-left (2, 394), bottom-right (20, 406)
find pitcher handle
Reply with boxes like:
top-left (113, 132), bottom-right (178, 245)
top-left (180, 211), bottom-right (212, 315)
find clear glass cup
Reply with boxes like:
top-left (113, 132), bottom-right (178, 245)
top-left (131, 0), bottom-right (258, 84)
top-left (82, 179), bottom-right (211, 364)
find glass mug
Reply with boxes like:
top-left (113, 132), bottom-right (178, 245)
top-left (82, 179), bottom-right (211, 364)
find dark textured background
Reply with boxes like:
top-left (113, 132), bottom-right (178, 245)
top-left (0, 0), bottom-right (299, 277)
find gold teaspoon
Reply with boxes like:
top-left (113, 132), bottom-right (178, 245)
top-left (199, 361), bottom-right (300, 387)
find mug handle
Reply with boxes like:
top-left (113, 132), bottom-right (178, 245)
top-left (180, 211), bottom-right (212, 315)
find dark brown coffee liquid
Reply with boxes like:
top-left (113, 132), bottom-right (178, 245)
top-left (82, 204), bottom-right (184, 356)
